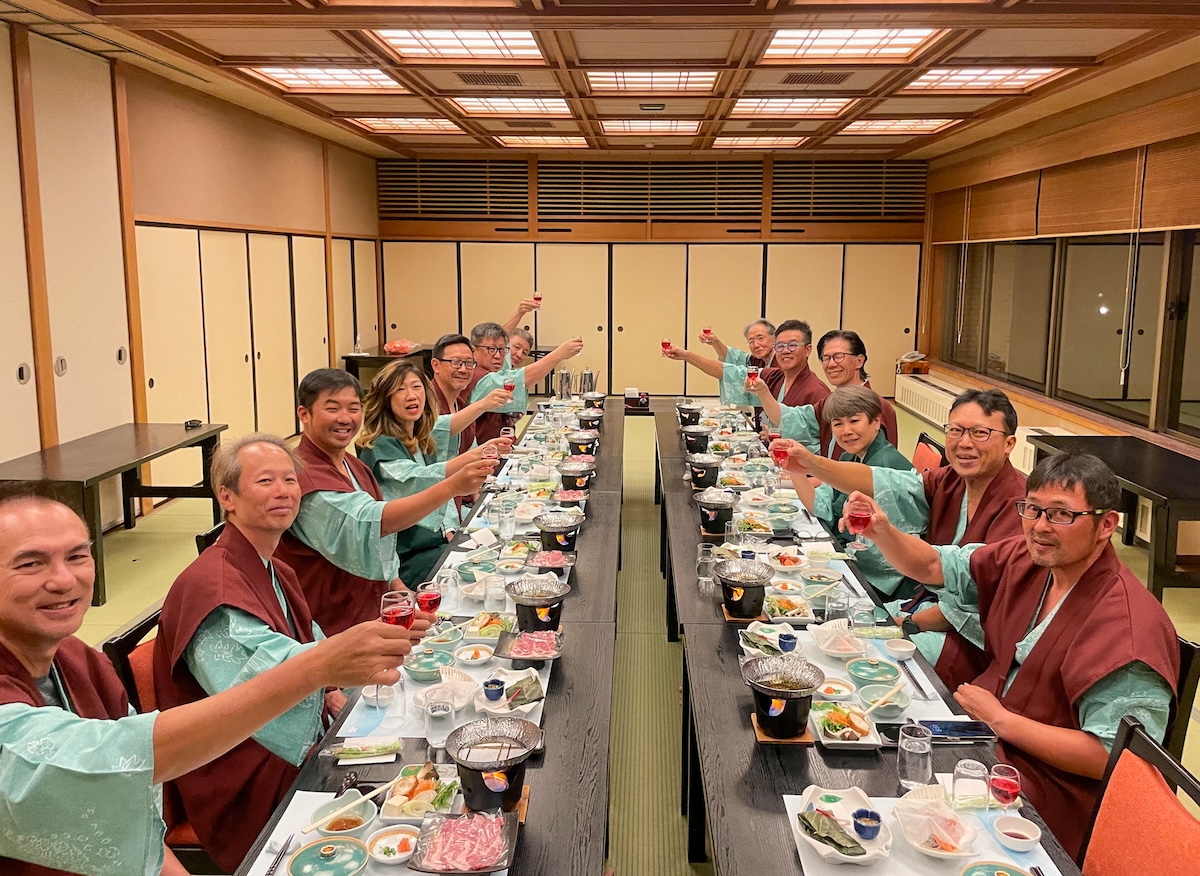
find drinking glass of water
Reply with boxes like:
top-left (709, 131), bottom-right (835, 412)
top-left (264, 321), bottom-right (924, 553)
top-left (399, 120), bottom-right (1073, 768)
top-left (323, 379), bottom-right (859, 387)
top-left (424, 688), bottom-right (457, 750)
top-left (435, 567), bottom-right (458, 613)
top-left (898, 724), bottom-right (934, 790)
top-left (484, 578), bottom-right (508, 613)
top-left (497, 509), bottom-right (517, 542)
top-left (696, 544), bottom-right (716, 594)
top-left (952, 759), bottom-right (989, 810)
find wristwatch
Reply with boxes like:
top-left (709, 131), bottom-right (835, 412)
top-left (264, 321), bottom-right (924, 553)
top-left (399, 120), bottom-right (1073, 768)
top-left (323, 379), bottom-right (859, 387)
top-left (901, 618), bottom-right (921, 638)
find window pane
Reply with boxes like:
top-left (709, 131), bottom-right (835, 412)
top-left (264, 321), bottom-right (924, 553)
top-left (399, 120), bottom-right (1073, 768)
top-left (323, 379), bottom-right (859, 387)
top-left (986, 241), bottom-right (1054, 390)
top-left (941, 243), bottom-right (987, 370)
top-left (1054, 233), bottom-right (1164, 425)
top-left (1171, 237), bottom-right (1200, 438)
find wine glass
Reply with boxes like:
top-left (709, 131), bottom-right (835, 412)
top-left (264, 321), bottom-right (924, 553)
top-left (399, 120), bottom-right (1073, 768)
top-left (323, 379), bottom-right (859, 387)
top-left (771, 443), bottom-right (790, 470)
top-left (533, 291), bottom-right (543, 306)
top-left (661, 338), bottom-right (672, 356)
top-left (746, 366), bottom-right (760, 385)
top-left (845, 499), bottom-right (873, 553)
top-left (989, 764), bottom-right (1021, 811)
top-left (702, 324), bottom-right (712, 340)
top-left (503, 377), bottom-right (516, 393)
top-left (500, 426), bottom-right (516, 441)
top-left (481, 444), bottom-right (499, 461)
top-left (416, 581), bottom-right (442, 615)
top-left (380, 590), bottom-right (415, 629)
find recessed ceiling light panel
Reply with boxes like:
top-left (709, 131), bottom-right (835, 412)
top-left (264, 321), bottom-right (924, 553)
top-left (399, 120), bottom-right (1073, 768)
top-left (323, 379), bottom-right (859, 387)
top-left (842, 118), bottom-right (959, 134)
top-left (731, 97), bottom-right (853, 117)
top-left (904, 67), bottom-right (1066, 92)
top-left (350, 118), bottom-right (462, 133)
top-left (712, 136), bottom-right (806, 149)
top-left (764, 28), bottom-right (937, 62)
top-left (586, 71), bottom-right (718, 92)
top-left (452, 97), bottom-right (571, 116)
top-left (496, 135), bottom-right (587, 148)
top-left (375, 29), bottom-right (543, 61)
top-left (601, 120), bottom-right (700, 134)
top-left (244, 67), bottom-right (406, 91)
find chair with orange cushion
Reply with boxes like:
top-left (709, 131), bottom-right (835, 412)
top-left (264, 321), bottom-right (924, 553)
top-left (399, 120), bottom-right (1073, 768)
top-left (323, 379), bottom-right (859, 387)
top-left (102, 601), bottom-right (225, 874)
top-left (912, 432), bottom-right (947, 474)
top-left (1077, 715), bottom-right (1200, 874)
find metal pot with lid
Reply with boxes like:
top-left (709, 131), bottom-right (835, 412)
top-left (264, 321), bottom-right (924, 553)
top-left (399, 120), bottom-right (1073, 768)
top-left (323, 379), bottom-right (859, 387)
top-left (694, 486), bottom-right (739, 534)
top-left (740, 655), bottom-right (826, 739)
top-left (713, 558), bottom-right (773, 619)
top-left (686, 452), bottom-right (722, 490)
top-left (445, 717), bottom-right (542, 811)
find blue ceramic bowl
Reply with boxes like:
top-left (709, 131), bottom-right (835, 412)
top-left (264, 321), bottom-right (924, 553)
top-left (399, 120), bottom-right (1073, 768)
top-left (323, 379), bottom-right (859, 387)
top-left (852, 808), bottom-right (883, 841)
top-left (402, 648), bottom-right (455, 684)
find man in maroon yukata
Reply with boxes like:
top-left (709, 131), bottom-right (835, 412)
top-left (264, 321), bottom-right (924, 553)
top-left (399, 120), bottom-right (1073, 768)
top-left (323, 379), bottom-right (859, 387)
top-left (847, 452), bottom-right (1178, 859)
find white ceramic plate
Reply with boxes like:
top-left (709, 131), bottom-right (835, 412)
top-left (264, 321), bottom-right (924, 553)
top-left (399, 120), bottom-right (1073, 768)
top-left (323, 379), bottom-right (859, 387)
top-left (472, 667), bottom-right (543, 716)
top-left (793, 785), bottom-right (892, 865)
top-left (808, 701), bottom-right (882, 750)
top-left (412, 679), bottom-right (478, 712)
top-left (893, 785), bottom-right (978, 859)
top-left (738, 621), bottom-right (800, 658)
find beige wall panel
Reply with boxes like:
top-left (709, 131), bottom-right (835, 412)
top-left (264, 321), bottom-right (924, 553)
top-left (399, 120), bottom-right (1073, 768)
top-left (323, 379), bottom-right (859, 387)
top-left (136, 225), bottom-right (207, 486)
top-left (535, 244), bottom-right (609, 389)
top-left (353, 239), bottom-right (379, 348)
top-left (382, 242), bottom-right (459, 345)
top-left (766, 245), bottom-right (844, 374)
top-left (200, 231), bottom-right (256, 441)
top-left (249, 233), bottom-right (297, 437)
top-left (686, 245), bottom-right (763, 397)
top-left (611, 245), bottom-right (686, 396)
top-left (124, 67), bottom-right (324, 231)
top-left (328, 145), bottom-right (377, 237)
top-left (842, 244), bottom-right (921, 398)
top-left (460, 243), bottom-right (534, 337)
top-left (292, 236), bottom-right (330, 380)
top-left (0, 25), bottom-right (39, 463)
top-left (332, 239), bottom-right (355, 361)
top-left (30, 36), bottom-right (133, 445)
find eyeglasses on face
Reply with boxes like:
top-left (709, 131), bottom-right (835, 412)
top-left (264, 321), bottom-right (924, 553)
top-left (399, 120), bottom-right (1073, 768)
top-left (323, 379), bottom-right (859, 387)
top-left (1014, 501), bottom-right (1108, 525)
top-left (820, 351), bottom-right (859, 365)
top-left (435, 358), bottom-right (474, 371)
top-left (943, 424), bottom-right (1007, 442)
top-left (478, 344), bottom-right (508, 356)
top-left (773, 341), bottom-right (807, 353)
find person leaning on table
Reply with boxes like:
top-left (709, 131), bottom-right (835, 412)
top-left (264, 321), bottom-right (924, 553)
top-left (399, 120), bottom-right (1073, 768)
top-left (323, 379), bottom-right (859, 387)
top-left (0, 486), bottom-right (420, 876)
top-left (841, 451), bottom-right (1178, 859)
top-left (274, 368), bottom-right (496, 635)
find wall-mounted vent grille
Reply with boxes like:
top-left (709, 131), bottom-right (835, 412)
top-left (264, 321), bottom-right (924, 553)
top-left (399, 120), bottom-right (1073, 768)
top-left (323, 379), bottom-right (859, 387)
top-left (379, 160), bottom-right (529, 218)
top-left (505, 119), bottom-right (555, 129)
top-left (782, 71), bottom-right (853, 86)
top-left (456, 72), bottom-right (524, 86)
top-left (748, 120), bottom-right (798, 130)
top-left (537, 161), bottom-right (763, 216)
top-left (772, 161), bottom-right (926, 218)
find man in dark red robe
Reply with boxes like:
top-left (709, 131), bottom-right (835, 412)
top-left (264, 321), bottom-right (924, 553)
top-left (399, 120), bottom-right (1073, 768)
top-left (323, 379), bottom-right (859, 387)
top-left (854, 452), bottom-right (1179, 858)
top-left (0, 488), bottom-right (418, 876)
top-left (431, 333), bottom-right (480, 455)
top-left (275, 369), bottom-right (495, 632)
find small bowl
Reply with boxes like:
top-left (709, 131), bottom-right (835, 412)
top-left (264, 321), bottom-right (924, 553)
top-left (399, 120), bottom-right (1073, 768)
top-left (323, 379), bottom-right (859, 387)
top-left (458, 561), bottom-right (497, 583)
top-left (360, 684), bottom-right (396, 710)
top-left (800, 569), bottom-right (843, 589)
top-left (994, 815), bottom-right (1041, 852)
top-left (847, 657), bottom-right (903, 687)
top-left (483, 678), bottom-right (505, 701)
top-left (402, 648), bottom-right (455, 684)
top-left (367, 824), bottom-right (419, 865)
top-left (857, 683), bottom-right (912, 718)
top-left (455, 644), bottom-right (494, 667)
top-left (494, 559), bottom-right (527, 575)
top-left (423, 627), bottom-right (463, 653)
top-left (313, 790), bottom-right (377, 840)
top-left (805, 554), bottom-right (833, 569)
top-left (885, 639), bottom-right (917, 660)
top-left (852, 808), bottom-right (883, 841)
top-left (814, 677), bottom-right (856, 701)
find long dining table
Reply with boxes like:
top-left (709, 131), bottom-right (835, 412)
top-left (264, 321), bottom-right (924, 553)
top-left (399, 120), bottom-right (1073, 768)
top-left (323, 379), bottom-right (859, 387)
top-left (652, 398), bottom-right (1084, 876)
top-left (235, 399), bottom-right (624, 876)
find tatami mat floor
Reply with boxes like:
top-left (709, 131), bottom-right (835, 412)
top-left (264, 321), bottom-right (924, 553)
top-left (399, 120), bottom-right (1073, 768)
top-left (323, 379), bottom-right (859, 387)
top-left (84, 407), bottom-right (1200, 867)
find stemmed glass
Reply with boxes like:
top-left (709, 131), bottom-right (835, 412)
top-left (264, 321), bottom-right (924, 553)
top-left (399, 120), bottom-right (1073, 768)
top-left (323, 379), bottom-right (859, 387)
top-left (989, 764), bottom-right (1021, 811)
top-left (416, 581), bottom-right (442, 615)
top-left (381, 590), bottom-right (415, 629)
top-left (661, 338), bottom-right (672, 356)
top-left (844, 499), bottom-right (873, 553)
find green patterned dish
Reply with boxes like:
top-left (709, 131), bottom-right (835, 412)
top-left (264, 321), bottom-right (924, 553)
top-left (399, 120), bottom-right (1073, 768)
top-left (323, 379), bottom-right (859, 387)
top-left (846, 657), bottom-right (902, 686)
top-left (287, 837), bottom-right (368, 876)
top-left (403, 648), bottom-right (456, 683)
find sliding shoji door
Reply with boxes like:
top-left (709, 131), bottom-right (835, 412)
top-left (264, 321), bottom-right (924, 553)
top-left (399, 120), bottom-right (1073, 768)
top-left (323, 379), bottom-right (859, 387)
top-left (353, 239), bottom-right (379, 349)
top-left (460, 243), bottom-right (534, 337)
top-left (686, 244), bottom-right (763, 396)
top-left (612, 244), bottom-right (686, 395)
top-left (292, 235), bottom-right (330, 379)
top-left (842, 244), bottom-right (920, 398)
top-left (331, 238), bottom-right (355, 361)
top-left (535, 244), bottom-right (609, 387)
top-left (765, 245), bottom-right (844, 374)
top-left (200, 231), bottom-right (256, 442)
top-left (248, 233), bottom-right (297, 437)
top-left (382, 242), bottom-right (459, 345)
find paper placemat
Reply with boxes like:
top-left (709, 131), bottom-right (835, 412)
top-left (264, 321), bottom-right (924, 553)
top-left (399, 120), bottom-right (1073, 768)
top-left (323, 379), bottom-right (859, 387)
top-left (783, 795), bottom-right (1065, 876)
top-left (338, 659), bottom-right (552, 738)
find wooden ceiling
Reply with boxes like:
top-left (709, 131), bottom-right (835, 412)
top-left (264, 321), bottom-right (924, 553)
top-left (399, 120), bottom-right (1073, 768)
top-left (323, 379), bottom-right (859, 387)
top-left (12, 0), bottom-right (1200, 160)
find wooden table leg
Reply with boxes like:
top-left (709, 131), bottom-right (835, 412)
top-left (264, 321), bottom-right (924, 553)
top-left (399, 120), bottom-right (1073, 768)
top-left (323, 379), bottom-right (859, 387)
top-left (121, 467), bottom-right (139, 530)
top-left (83, 484), bottom-right (107, 606)
top-left (686, 698), bottom-right (707, 863)
top-left (1149, 502), bottom-right (1177, 602)
top-left (1120, 489), bottom-right (1138, 546)
top-left (201, 435), bottom-right (221, 525)
top-left (666, 543), bottom-right (680, 643)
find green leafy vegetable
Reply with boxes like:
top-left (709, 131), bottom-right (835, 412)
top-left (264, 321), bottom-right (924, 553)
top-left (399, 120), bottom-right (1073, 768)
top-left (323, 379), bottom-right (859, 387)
top-left (504, 675), bottom-right (545, 709)
top-left (431, 779), bottom-right (459, 811)
top-left (798, 810), bottom-right (866, 856)
top-left (329, 740), bottom-right (403, 759)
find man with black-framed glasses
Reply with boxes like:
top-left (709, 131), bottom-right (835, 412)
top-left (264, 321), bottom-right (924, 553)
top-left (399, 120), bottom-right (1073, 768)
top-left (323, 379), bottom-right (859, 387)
top-left (841, 451), bottom-right (1178, 860)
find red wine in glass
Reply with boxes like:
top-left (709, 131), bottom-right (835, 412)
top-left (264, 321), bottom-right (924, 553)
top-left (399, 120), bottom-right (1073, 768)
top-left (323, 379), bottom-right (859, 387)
top-left (417, 590), bottom-right (442, 613)
top-left (747, 366), bottom-right (760, 382)
top-left (845, 500), bottom-right (872, 551)
top-left (702, 325), bottom-right (712, 339)
top-left (848, 513), bottom-right (872, 534)
top-left (503, 379), bottom-right (516, 393)
top-left (533, 292), bottom-right (542, 305)
top-left (381, 603), bottom-right (415, 629)
top-left (990, 776), bottom-right (1021, 808)
top-left (772, 447), bottom-right (789, 468)
top-left (661, 338), bottom-right (671, 353)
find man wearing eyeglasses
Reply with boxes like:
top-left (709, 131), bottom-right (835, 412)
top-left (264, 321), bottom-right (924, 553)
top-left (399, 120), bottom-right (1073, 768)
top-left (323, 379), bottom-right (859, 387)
top-left (466, 322), bottom-right (583, 444)
top-left (841, 452), bottom-right (1178, 859)
top-left (430, 333), bottom-right (487, 456)
top-left (774, 389), bottom-right (1027, 686)
top-left (698, 319), bottom-right (776, 370)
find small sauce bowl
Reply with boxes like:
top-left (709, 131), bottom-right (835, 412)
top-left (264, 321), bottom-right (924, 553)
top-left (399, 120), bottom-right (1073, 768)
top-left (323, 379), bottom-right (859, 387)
top-left (994, 814), bottom-right (1041, 852)
top-left (852, 808), bottom-right (883, 841)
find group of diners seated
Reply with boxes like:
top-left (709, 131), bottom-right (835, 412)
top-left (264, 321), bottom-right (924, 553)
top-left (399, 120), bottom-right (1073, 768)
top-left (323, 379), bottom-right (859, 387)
top-left (687, 315), bottom-right (1178, 857)
top-left (0, 297), bottom-right (584, 874)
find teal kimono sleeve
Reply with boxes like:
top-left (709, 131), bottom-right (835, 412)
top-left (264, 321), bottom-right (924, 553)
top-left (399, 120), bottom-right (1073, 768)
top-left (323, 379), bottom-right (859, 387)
top-left (470, 369), bottom-right (529, 414)
top-left (932, 543), bottom-right (985, 648)
top-left (183, 605), bottom-right (324, 767)
top-left (432, 415), bottom-right (454, 463)
top-left (872, 467), bottom-right (931, 537)
top-left (778, 404), bottom-right (820, 454)
top-left (719, 363), bottom-right (758, 407)
top-left (724, 348), bottom-right (748, 366)
top-left (378, 456), bottom-right (449, 498)
top-left (1078, 661), bottom-right (1173, 751)
top-left (442, 500), bottom-right (463, 534)
top-left (0, 704), bottom-right (164, 875)
top-left (291, 491), bottom-right (400, 581)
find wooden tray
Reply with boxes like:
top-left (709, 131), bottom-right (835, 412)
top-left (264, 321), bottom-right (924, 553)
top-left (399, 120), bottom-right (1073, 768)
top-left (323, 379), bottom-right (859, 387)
top-left (751, 713), bottom-right (814, 745)
top-left (722, 606), bottom-right (768, 624)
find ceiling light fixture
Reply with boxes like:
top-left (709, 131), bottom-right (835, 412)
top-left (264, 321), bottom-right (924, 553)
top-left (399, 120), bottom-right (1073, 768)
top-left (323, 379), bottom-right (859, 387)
top-left (903, 67), bottom-right (1066, 92)
top-left (452, 97), bottom-right (571, 116)
top-left (841, 118), bottom-right (959, 134)
top-left (586, 71), bottom-right (719, 92)
top-left (243, 67), bottom-right (406, 91)
top-left (712, 136), bottom-right (806, 149)
top-left (764, 28), bottom-right (937, 62)
top-left (350, 118), bottom-right (462, 133)
top-left (496, 135), bottom-right (587, 148)
top-left (601, 120), bottom-right (700, 134)
top-left (375, 29), bottom-right (543, 61)
top-left (731, 97), bottom-right (853, 117)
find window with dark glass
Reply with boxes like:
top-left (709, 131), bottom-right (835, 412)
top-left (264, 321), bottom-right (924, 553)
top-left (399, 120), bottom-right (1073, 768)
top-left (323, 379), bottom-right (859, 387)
top-left (985, 241), bottom-right (1055, 390)
top-left (941, 243), bottom-right (988, 371)
top-left (1167, 234), bottom-right (1200, 438)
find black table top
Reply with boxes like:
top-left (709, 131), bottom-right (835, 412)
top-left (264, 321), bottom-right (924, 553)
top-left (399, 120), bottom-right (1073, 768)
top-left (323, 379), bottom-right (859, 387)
top-left (682, 623), bottom-right (1081, 876)
top-left (586, 399), bottom-right (625, 495)
top-left (234, 622), bottom-right (616, 876)
top-left (0, 422), bottom-right (226, 485)
top-left (1028, 434), bottom-right (1200, 505)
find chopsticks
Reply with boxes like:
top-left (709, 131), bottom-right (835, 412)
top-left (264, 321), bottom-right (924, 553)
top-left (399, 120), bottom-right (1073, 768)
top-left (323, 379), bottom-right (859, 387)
top-left (805, 579), bottom-right (843, 601)
top-left (897, 658), bottom-right (934, 700)
top-left (300, 775), bottom-right (404, 834)
top-left (861, 679), bottom-right (907, 716)
top-left (264, 833), bottom-right (293, 876)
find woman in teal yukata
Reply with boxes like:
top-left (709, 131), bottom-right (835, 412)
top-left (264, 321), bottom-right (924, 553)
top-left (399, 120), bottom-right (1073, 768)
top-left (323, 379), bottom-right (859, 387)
top-left (772, 385), bottom-right (920, 600)
top-left (359, 360), bottom-right (513, 585)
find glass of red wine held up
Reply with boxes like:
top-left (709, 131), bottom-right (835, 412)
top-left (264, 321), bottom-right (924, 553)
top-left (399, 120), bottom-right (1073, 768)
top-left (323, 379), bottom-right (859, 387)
top-left (845, 499), bottom-right (873, 554)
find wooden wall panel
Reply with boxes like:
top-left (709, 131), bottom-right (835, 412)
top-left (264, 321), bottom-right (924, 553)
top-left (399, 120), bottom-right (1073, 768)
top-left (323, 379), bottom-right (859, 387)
top-left (30, 36), bottom-right (133, 447)
top-left (382, 242), bottom-right (459, 346)
top-left (292, 235), bottom-right (330, 384)
top-left (1039, 151), bottom-right (1142, 236)
top-left (842, 244), bottom-right (921, 398)
top-left (459, 243), bottom-right (534, 338)
top-left (966, 173), bottom-right (1039, 241)
top-left (328, 144), bottom-right (377, 238)
top-left (248, 233), bottom-right (297, 437)
top-left (685, 245), bottom-right (763, 396)
top-left (0, 24), bottom-right (39, 463)
top-left (1142, 133), bottom-right (1200, 230)
top-left (765, 244), bottom-right (843, 374)
top-left (611, 245), bottom-right (686, 396)
top-left (135, 225), bottom-right (206, 486)
top-left (535, 244), bottom-right (608, 388)
top-left (353, 239), bottom-right (379, 347)
top-left (331, 238), bottom-right (355, 361)
top-left (200, 230), bottom-right (256, 441)
top-left (930, 188), bottom-right (969, 244)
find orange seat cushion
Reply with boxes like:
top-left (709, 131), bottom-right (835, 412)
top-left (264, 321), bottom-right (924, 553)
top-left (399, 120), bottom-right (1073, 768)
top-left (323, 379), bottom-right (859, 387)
top-left (912, 442), bottom-right (942, 474)
top-left (1083, 750), bottom-right (1200, 876)
top-left (129, 639), bottom-right (157, 712)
